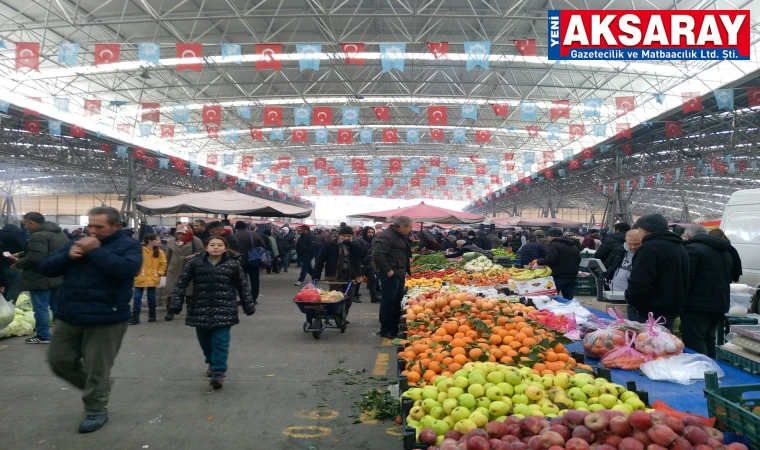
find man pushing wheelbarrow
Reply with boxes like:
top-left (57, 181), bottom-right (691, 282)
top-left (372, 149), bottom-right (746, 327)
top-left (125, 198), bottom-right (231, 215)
top-left (314, 226), bottom-right (366, 324)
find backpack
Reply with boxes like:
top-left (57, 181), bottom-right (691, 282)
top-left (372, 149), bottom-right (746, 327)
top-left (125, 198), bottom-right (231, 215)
top-left (247, 232), bottom-right (273, 267)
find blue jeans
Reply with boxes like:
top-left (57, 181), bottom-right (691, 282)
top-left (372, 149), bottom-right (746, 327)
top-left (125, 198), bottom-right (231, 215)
top-left (133, 287), bottom-right (156, 311)
top-left (378, 273), bottom-right (405, 336)
top-left (554, 278), bottom-right (577, 300)
top-left (30, 289), bottom-right (58, 340)
top-left (298, 255), bottom-right (314, 282)
top-left (281, 250), bottom-right (292, 270)
top-left (195, 327), bottom-right (231, 373)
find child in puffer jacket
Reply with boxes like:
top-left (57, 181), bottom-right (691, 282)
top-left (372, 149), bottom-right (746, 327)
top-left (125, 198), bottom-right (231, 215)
top-left (132, 233), bottom-right (167, 324)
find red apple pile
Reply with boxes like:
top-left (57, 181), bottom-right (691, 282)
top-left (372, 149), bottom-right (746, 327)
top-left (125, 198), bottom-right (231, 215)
top-left (420, 409), bottom-right (749, 450)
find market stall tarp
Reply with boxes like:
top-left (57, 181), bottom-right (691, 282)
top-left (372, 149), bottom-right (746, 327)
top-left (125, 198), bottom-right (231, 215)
top-left (516, 217), bottom-right (583, 227)
top-left (487, 216), bottom-right (522, 227)
top-left (136, 190), bottom-right (312, 218)
top-left (347, 201), bottom-right (484, 224)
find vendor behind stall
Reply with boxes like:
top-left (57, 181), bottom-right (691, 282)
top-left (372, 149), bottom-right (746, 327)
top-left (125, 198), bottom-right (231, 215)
top-left (314, 226), bottom-right (364, 322)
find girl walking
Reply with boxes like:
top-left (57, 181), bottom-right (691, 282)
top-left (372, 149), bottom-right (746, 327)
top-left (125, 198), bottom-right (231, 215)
top-left (131, 233), bottom-right (167, 324)
top-left (170, 236), bottom-right (255, 389)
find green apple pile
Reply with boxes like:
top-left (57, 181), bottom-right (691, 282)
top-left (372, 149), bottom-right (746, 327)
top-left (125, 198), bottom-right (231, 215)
top-left (402, 361), bottom-right (649, 441)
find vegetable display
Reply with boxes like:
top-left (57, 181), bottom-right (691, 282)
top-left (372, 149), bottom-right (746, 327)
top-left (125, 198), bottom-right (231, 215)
top-left (462, 255), bottom-right (494, 272)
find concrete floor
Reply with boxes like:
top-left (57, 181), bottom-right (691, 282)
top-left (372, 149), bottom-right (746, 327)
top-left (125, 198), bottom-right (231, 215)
top-left (0, 269), bottom-right (402, 450)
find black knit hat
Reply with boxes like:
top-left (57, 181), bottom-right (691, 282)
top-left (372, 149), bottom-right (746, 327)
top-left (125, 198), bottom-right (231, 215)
top-left (635, 214), bottom-right (669, 233)
top-left (338, 226), bottom-right (355, 236)
top-left (547, 228), bottom-right (563, 237)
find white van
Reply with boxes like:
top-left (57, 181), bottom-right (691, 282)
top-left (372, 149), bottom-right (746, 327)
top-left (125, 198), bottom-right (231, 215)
top-left (721, 188), bottom-right (760, 310)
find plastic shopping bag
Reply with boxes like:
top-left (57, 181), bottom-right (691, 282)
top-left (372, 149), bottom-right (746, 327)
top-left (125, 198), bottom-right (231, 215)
top-left (600, 330), bottom-right (648, 370)
top-left (294, 282), bottom-right (322, 302)
top-left (582, 326), bottom-right (627, 360)
top-left (606, 306), bottom-right (646, 333)
top-left (0, 294), bottom-right (13, 329)
top-left (640, 354), bottom-right (724, 385)
top-left (633, 313), bottom-right (685, 359)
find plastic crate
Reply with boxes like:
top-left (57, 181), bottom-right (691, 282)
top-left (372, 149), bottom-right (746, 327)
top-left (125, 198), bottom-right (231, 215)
top-left (717, 317), bottom-right (760, 346)
top-left (704, 371), bottom-right (760, 447)
top-left (717, 347), bottom-right (760, 375)
top-left (576, 286), bottom-right (597, 296)
top-left (576, 277), bottom-right (596, 288)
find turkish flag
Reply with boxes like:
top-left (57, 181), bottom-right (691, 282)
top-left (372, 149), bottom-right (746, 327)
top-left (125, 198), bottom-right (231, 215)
top-left (250, 128), bottom-right (263, 140)
top-left (312, 107), bottom-right (332, 126)
top-left (647, 175), bottom-right (654, 187)
top-left (551, 100), bottom-right (570, 120)
top-left (411, 177), bottom-right (420, 187)
top-left (437, 177), bottom-right (447, 187)
top-left (384, 178), bottom-right (394, 187)
top-left (740, 160), bottom-right (748, 171)
top-left (568, 124), bottom-right (584, 139)
top-left (315, 158), bottom-right (327, 171)
top-left (569, 159), bottom-right (580, 169)
top-left (506, 163), bottom-right (515, 171)
top-left (359, 177), bottom-right (368, 187)
top-left (264, 107), bottom-right (283, 126)
top-left (581, 148), bottom-right (593, 160)
top-left (142, 102), bottom-right (161, 122)
top-left (543, 151), bottom-right (554, 162)
top-left (176, 43), bottom-right (203, 71)
top-left (70, 125), bottom-right (85, 138)
top-left (426, 42), bottom-right (448, 59)
top-left (100, 143), bottom-right (111, 153)
top-left (84, 99), bottom-right (102, 116)
top-left (445, 167), bottom-right (456, 176)
top-left (94, 43), bottom-right (120, 66)
top-left (616, 123), bottom-right (631, 139)
top-left (490, 175), bottom-right (500, 184)
top-left (475, 129), bottom-right (491, 143)
top-left (292, 129), bottom-right (307, 142)
top-left (544, 169), bottom-right (553, 179)
top-left (428, 106), bottom-right (447, 125)
top-left (430, 157), bottom-right (440, 167)
top-left (15, 42), bottom-right (40, 70)
top-left (747, 87), bottom-right (760, 107)
top-left (134, 147), bottom-right (146, 159)
top-left (631, 178), bottom-right (639, 190)
top-left (206, 126), bottom-right (219, 138)
top-left (202, 105), bottom-right (221, 125)
top-left (278, 157), bottom-right (290, 170)
top-left (665, 170), bottom-right (671, 183)
top-left (464, 177), bottom-right (473, 186)
top-left (430, 128), bottom-right (443, 141)
top-left (207, 154), bottom-right (218, 165)
top-left (491, 104), bottom-right (508, 117)
top-left (241, 155), bottom-right (254, 170)
top-left (682, 92), bottom-right (702, 113)
top-left (523, 177), bottom-right (532, 185)
top-left (340, 43), bottom-right (364, 65)
top-left (388, 158), bottom-right (402, 173)
top-left (337, 129), bottom-right (352, 144)
top-left (514, 39), bottom-right (536, 56)
top-left (332, 177), bottom-right (343, 188)
top-left (504, 152), bottom-right (514, 161)
top-left (665, 121), bottom-right (682, 137)
top-left (296, 166), bottom-right (308, 176)
top-left (24, 120), bottom-right (39, 134)
top-left (476, 165), bottom-right (486, 175)
top-left (622, 143), bottom-right (632, 155)
top-left (327, 166), bottom-right (338, 176)
top-left (351, 158), bottom-right (365, 171)
top-left (256, 44), bottom-right (282, 71)
top-left (160, 124), bottom-right (175, 139)
top-left (205, 168), bottom-right (215, 178)
top-left (526, 126), bottom-right (539, 137)
top-left (145, 157), bottom-right (156, 168)
top-left (615, 96), bottom-right (635, 116)
top-left (382, 128), bottom-right (397, 143)
top-left (372, 106), bottom-right (389, 121)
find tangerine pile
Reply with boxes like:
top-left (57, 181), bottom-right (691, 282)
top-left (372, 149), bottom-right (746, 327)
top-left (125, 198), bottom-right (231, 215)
top-left (399, 290), bottom-right (591, 386)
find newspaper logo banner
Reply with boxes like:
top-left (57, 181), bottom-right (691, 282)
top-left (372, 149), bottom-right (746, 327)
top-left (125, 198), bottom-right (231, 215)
top-left (548, 10), bottom-right (750, 60)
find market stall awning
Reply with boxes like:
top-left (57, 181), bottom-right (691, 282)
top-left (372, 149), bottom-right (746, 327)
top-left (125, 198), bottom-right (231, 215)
top-left (516, 217), bottom-right (583, 228)
top-left (136, 190), bottom-right (312, 218)
top-left (487, 216), bottom-right (523, 227)
top-left (347, 202), bottom-right (484, 224)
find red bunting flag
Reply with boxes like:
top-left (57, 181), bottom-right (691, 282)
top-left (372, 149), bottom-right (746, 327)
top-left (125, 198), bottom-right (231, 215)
top-left (145, 157), bottom-right (156, 168)
top-left (430, 128), bottom-right (443, 141)
top-left (24, 120), bottom-right (39, 134)
top-left (411, 178), bottom-right (420, 187)
top-left (430, 157), bottom-right (440, 167)
top-left (337, 129), bottom-right (352, 144)
top-left (622, 142), bottom-right (632, 155)
top-left (426, 42), bottom-right (448, 59)
top-left (415, 167), bottom-right (426, 177)
top-left (206, 126), bottom-right (219, 138)
top-left (568, 124), bottom-right (584, 139)
top-left (462, 177), bottom-right (472, 186)
top-left (371, 106), bottom-right (389, 121)
top-left (278, 157), bottom-right (290, 170)
top-left (312, 107), bottom-right (332, 126)
top-left (665, 170), bottom-right (672, 183)
top-left (263, 106), bottom-right (283, 126)
top-left (428, 106), bottom-right (447, 125)
top-left (682, 92), bottom-right (702, 113)
top-left (142, 102), bottom-right (161, 122)
top-left (351, 158), bottom-right (365, 171)
top-left (491, 104), bottom-right (508, 117)
top-left (100, 143), bottom-right (111, 153)
top-left (747, 87), bottom-right (760, 107)
top-left (202, 104), bottom-right (221, 125)
top-left (526, 126), bottom-right (539, 137)
top-left (504, 152), bottom-right (514, 161)
top-left (292, 129), bottom-right (307, 143)
top-left (332, 177), bottom-right (343, 188)
top-left (615, 96), bottom-right (635, 116)
top-left (581, 148), bottom-right (593, 160)
top-left (327, 166), bottom-right (337, 176)
top-left (569, 159), bottom-right (580, 169)
top-left (490, 174), bottom-right (500, 184)
top-left (15, 42), bottom-right (40, 70)
top-left (250, 128), bottom-right (263, 140)
top-left (207, 154), bottom-right (218, 165)
top-left (176, 43), bottom-right (203, 71)
top-left (134, 147), bottom-right (146, 159)
top-left (544, 169), bottom-right (553, 179)
top-left (389, 158), bottom-right (402, 173)
top-left (384, 178), bottom-right (394, 187)
top-left (70, 124), bottom-right (85, 138)
top-left (359, 177), bottom-right (368, 187)
top-left (314, 158), bottom-right (327, 171)
top-left (445, 167), bottom-right (456, 176)
top-left (475, 129), bottom-right (491, 143)
top-left (83, 99), bottom-right (102, 116)
top-left (514, 39), bottom-right (536, 57)
top-left (297, 166), bottom-right (308, 176)
top-left (94, 43), bottom-right (120, 66)
top-left (476, 165), bottom-right (486, 175)
top-left (255, 44), bottom-right (282, 71)
top-left (647, 175), bottom-right (654, 187)
top-left (739, 160), bottom-right (748, 171)
top-left (382, 128), bottom-right (397, 143)
top-left (205, 168), bottom-right (215, 178)
top-left (665, 121), bottom-right (682, 137)
top-left (437, 177), bottom-right (446, 187)
top-left (241, 155), bottom-right (254, 169)
top-left (551, 100), bottom-right (570, 120)
top-left (160, 124), bottom-right (175, 139)
top-left (616, 123), bottom-right (631, 139)
top-left (340, 43), bottom-right (364, 65)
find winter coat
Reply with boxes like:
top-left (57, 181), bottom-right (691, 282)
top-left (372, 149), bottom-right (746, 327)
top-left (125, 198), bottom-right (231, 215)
top-left (683, 234), bottom-right (738, 313)
top-left (15, 222), bottom-right (70, 291)
top-left (170, 252), bottom-right (254, 329)
top-left (625, 231), bottom-right (689, 317)
top-left (510, 237), bottom-right (523, 254)
top-left (489, 233), bottom-right (502, 249)
top-left (234, 229), bottom-right (269, 258)
top-left (356, 229), bottom-right (374, 264)
top-left (165, 237), bottom-right (203, 298)
top-left (603, 243), bottom-right (628, 280)
top-left (265, 235), bottom-right (279, 257)
top-left (0, 224), bottom-right (24, 269)
top-left (474, 235), bottom-right (492, 251)
top-left (296, 231), bottom-right (317, 258)
top-left (537, 237), bottom-right (581, 280)
top-left (314, 239), bottom-right (364, 282)
top-left (280, 231), bottom-right (296, 252)
top-left (38, 230), bottom-right (143, 325)
top-left (519, 242), bottom-right (547, 267)
top-left (372, 226), bottom-right (412, 278)
top-left (595, 231), bottom-right (626, 262)
top-left (134, 247), bottom-right (167, 288)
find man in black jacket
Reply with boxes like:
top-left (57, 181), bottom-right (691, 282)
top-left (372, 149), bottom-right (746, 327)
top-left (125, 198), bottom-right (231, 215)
top-left (232, 221), bottom-right (269, 304)
top-left (373, 216), bottom-right (413, 339)
top-left (279, 227), bottom-right (296, 272)
top-left (595, 222), bottom-right (631, 262)
top-left (519, 236), bottom-right (547, 267)
top-left (536, 228), bottom-right (581, 299)
top-left (356, 226), bottom-right (379, 303)
top-left (192, 220), bottom-right (211, 244)
top-left (314, 226), bottom-right (364, 320)
top-left (295, 225), bottom-right (317, 286)
top-left (603, 230), bottom-right (642, 319)
top-left (681, 224), bottom-right (741, 357)
top-left (625, 214), bottom-right (689, 331)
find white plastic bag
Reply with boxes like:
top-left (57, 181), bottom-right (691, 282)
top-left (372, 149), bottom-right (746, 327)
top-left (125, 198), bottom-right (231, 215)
top-left (0, 294), bottom-right (14, 330)
top-left (639, 354), bottom-right (724, 385)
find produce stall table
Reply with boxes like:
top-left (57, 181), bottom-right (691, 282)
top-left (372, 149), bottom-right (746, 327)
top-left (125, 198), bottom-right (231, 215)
top-left (563, 300), bottom-right (760, 417)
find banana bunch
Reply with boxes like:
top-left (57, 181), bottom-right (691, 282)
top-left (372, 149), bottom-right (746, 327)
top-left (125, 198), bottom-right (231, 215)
top-left (532, 267), bottom-right (553, 278)
top-left (511, 270), bottom-right (536, 281)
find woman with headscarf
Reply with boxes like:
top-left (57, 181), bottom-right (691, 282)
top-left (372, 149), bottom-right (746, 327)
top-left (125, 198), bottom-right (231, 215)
top-left (164, 225), bottom-right (203, 321)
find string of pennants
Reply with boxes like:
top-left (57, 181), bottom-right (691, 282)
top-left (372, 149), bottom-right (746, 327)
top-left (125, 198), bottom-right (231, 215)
top-left (10, 40), bottom-right (537, 73)
top-left (3, 87), bottom-right (756, 144)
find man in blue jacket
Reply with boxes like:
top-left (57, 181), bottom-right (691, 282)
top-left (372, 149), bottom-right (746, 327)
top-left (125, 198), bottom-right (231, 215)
top-left (39, 207), bottom-right (142, 434)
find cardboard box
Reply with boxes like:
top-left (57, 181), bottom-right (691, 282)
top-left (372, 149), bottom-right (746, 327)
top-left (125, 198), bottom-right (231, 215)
top-left (508, 276), bottom-right (557, 296)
